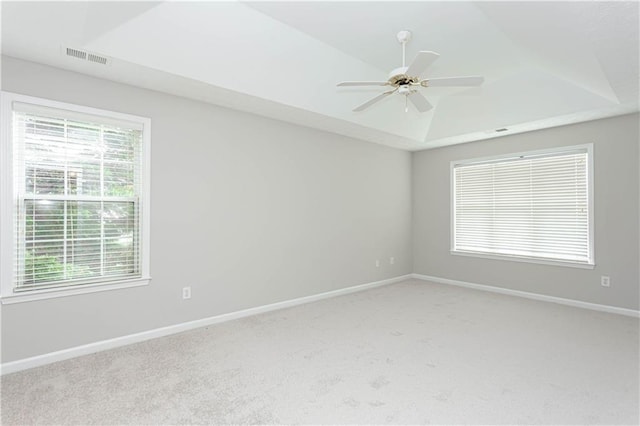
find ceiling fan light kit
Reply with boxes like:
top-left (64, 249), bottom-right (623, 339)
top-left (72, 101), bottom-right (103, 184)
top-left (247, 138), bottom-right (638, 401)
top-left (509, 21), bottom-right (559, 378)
top-left (337, 30), bottom-right (484, 113)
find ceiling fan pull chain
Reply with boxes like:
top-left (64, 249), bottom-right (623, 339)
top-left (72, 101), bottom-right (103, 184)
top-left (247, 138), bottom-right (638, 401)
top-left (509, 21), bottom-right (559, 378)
top-left (405, 95), bottom-right (409, 113)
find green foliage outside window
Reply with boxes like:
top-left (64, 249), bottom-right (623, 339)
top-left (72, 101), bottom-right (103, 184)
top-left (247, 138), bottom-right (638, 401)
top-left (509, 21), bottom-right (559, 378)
top-left (24, 250), bottom-right (92, 285)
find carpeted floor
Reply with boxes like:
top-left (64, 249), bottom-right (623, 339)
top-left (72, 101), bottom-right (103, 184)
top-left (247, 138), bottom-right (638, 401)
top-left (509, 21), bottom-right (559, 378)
top-left (1, 279), bottom-right (638, 424)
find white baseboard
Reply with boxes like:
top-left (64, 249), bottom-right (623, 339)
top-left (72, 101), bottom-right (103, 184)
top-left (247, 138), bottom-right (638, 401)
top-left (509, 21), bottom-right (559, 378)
top-left (1, 274), bottom-right (411, 375)
top-left (412, 273), bottom-right (640, 318)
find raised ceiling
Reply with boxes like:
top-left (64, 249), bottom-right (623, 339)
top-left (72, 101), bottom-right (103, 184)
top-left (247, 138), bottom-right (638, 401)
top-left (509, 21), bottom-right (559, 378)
top-left (2, 1), bottom-right (638, 151)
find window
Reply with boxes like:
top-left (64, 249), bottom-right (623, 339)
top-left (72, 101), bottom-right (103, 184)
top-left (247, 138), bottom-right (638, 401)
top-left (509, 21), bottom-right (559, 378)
top-left (451, 145), bottom-right (593, 267)
top-left (1, 92), bottom-right (151, 303)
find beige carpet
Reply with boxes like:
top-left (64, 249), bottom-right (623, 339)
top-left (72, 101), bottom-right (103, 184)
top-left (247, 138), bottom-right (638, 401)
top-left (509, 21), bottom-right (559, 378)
top-left (1, 279), bottom-right (638, 424)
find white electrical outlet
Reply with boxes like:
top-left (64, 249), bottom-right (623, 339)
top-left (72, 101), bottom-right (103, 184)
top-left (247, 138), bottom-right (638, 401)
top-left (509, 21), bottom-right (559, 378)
top-left (182, 286), bottom-right (192, 299)
top-left (390, 257), bottom-right (395, 265)
top-left (601, 276), bottom-right (610, 287)
top-left (375, 260), bottom-right (380, 267)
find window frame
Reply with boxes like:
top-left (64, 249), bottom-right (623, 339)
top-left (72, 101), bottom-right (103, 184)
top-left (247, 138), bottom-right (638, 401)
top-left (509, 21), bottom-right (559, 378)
top-left (450, 144), bottom-right (595, 269)
top-left (0, 91), bottom-right (151, 304)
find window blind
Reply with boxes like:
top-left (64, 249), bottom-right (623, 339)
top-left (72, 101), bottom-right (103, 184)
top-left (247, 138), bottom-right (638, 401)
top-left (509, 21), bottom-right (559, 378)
top-left (452, 147), bottom-right (592, 265)
top-left (12, 103), bottom-right (144, 291)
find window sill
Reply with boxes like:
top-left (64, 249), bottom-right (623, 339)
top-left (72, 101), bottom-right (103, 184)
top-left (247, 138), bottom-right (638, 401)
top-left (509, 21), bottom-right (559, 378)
top-left (0, 277), bottom-right (151, 304)
top-left (450, 250), bottom-right (595, 270)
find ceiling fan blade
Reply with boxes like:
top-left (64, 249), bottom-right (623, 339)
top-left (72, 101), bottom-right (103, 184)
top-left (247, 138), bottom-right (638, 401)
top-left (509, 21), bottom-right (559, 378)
top-left (337, 81), bottom-right (389, 87)
top-left (353, 89), bottom-right (398, 112)
top-left (422, 76), bottom-right (484, 87)
top-left (405, 51), bottom-right (440, 78)
top-left (407, 91), bottom-right (433, 112)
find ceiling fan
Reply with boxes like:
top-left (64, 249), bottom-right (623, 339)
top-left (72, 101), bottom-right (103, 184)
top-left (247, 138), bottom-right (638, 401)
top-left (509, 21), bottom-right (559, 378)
top-left (337, 30), bottom-right (484, 113)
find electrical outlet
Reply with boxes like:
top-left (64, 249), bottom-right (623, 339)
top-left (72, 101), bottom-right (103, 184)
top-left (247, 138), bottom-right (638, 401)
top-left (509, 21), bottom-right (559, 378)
top-left (182, 286), bottom-right (192, 299)
top-left (601, 276), bottom-right (610, 287)
top-left (390, 257), bottom-right (395, 265)
top-left (375, 260), bottom-right (380, 267)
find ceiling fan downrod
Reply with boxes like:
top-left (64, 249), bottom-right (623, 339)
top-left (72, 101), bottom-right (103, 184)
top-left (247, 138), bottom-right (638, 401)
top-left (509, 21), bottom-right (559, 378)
top-left (397, 30), bottom-right (412, 68)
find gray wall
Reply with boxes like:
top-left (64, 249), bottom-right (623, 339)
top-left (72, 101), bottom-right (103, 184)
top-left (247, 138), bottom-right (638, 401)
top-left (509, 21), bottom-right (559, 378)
top-left (1, 57), bottom-right (413, 362)
top-left (413, 114), bottom-right (640, 310)
top-left (2, 55), bottom-right (638, 364)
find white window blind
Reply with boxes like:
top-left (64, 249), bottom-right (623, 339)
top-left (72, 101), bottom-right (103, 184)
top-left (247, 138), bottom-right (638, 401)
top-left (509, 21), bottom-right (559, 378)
top-left (9, 100), bottom-right (146, 292)
top-left (452, 146), bottom-right (593, 266)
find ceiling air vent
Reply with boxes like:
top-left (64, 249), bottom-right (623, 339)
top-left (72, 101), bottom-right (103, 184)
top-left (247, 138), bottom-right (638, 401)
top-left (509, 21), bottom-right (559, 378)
top-left (63, 46), bottom-right (110, 66)
top-left (66, 47), bottom-right (87, 60)
top-left (495, 128), bottom-right (508, 133)
top-left (87, 53), bottom-right (108, 65)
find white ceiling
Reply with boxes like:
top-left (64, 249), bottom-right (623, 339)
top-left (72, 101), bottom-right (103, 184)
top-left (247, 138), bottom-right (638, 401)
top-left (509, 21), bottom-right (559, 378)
top-left (2, 1), bottom-right (638, 151)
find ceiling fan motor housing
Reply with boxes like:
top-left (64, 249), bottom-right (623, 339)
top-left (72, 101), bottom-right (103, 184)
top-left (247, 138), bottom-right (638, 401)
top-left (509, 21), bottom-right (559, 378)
top-left (388, 67), bottom-right (419, 87)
